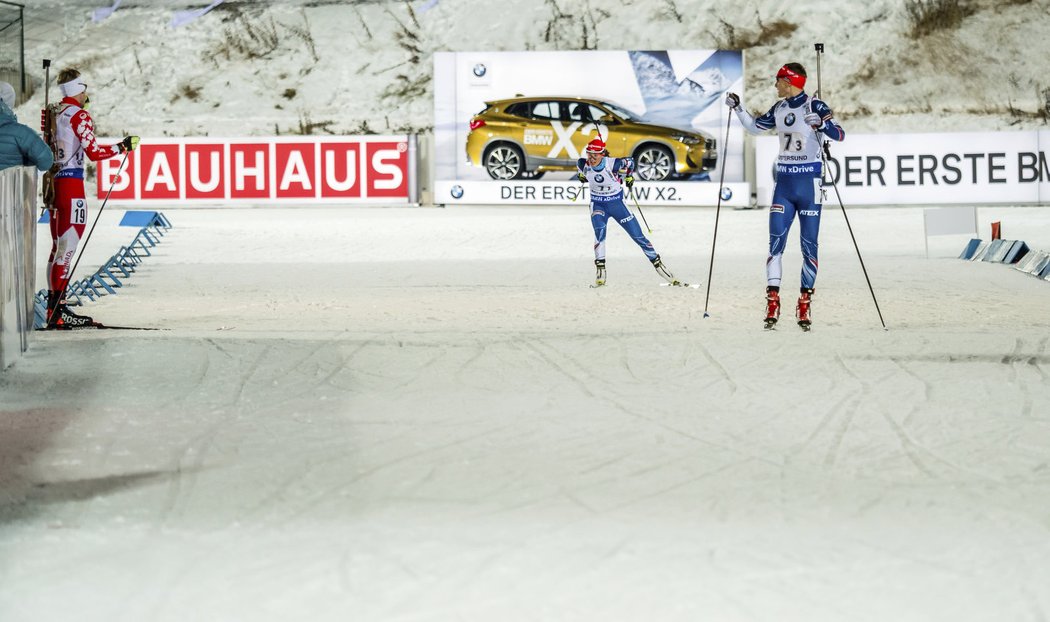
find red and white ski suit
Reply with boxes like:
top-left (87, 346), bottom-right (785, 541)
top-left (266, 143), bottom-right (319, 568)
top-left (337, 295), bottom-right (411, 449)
top-left (48, 96), bottom-right (124, 292)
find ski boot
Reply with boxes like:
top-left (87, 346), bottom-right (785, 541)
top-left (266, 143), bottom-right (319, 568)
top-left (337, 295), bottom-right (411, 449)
top-left (54, 304), bottom-right (97, 329)
top-left (796, 289), bottom-right (813, 331)
top-left (45, 290), bottom-right (63, 328)
top-left (651, 255), bottom-right (681, 286)
top-left (764, 287), bottom-right (781, 329)
top-left (593, 259), bottom-right (606, 287)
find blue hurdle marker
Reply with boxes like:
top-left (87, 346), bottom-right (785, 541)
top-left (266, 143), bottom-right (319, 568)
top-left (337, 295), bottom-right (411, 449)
top-left (34, 210), bottom-right (173, 328)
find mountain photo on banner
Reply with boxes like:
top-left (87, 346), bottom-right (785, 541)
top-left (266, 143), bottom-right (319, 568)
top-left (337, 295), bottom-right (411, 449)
top-left (629, 50), bottom-right (743, 134)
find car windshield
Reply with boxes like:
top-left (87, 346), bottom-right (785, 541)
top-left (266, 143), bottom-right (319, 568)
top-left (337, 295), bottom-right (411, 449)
top-left (601, 102), bottom-right (642, 121)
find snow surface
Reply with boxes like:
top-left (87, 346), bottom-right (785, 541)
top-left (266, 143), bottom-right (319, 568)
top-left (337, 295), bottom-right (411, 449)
top-left (2, 205), bottom-right (1050, 621)
top-left (3, 1), bottom-right (1050, 620)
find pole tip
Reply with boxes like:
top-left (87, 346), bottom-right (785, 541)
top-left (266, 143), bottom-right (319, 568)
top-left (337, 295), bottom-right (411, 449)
top-left (703, 312), bottom-right (710, 318)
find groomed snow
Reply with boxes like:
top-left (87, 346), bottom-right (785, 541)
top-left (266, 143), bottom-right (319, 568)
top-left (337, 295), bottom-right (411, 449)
top-left (2, 205), bottom-right (1049, 621)
top-left (3, 1), bottom-right (1050, 619)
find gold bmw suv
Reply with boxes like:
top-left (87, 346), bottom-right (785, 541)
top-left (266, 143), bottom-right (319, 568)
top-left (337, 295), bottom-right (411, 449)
top-left (466, 96), bottom-right (716, 181)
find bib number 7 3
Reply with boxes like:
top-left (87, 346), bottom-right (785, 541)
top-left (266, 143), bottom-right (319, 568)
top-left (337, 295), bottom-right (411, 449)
top-left (782, 132), bottom-right (807, 153)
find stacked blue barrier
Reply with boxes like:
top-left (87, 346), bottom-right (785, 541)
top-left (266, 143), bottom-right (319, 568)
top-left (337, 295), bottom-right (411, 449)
top-left (1014, 248), bottom-right (1050, 282)
top-left (960, 238), bottom-right (1050, 283)
top-left (34, 211), bottom-right (172, 328)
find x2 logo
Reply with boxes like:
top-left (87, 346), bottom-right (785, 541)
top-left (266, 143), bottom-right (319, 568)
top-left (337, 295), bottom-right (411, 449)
top-left (545, 121), bottom-right (607, 159)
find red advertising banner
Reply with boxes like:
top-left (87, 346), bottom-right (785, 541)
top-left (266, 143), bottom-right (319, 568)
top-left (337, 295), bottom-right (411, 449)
top-left (96, 136), bottom-right (413, 204)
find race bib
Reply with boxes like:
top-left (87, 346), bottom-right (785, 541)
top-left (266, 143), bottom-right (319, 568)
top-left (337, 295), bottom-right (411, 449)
top-left (70, 198), bottom-right (87, 225)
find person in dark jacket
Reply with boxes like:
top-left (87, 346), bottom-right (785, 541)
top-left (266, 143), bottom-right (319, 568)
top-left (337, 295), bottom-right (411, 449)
top-left (0, 81), bottom-right (53, 172)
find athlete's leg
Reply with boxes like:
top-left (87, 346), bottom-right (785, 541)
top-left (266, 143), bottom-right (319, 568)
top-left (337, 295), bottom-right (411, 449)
top-left (590, 204), bottom-right (610, 262)
top-left (607, 199), bottom-right (658, 262)
top-left (798, 175), bottom-right (823, 291)
top-left (49, 179), bottom-right (87, 294)
top-left (767, 183), bottom-right (798, 288)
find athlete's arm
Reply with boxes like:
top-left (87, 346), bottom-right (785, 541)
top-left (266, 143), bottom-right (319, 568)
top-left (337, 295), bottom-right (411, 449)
top-left (810, 99), bottom-right (845, 141)
top-left (69, 109), bottom-right (122, 161)
top-left (734, 103), bottom-right (778, 135)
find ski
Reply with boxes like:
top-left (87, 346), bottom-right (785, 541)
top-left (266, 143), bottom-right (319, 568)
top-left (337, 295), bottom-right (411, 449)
top-left (36, 324), bottom-right (164, 331)
top-left (659, 281), bottom-right (701, 289)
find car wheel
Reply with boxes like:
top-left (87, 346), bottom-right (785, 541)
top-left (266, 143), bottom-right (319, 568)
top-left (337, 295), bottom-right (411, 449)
top-left (520, 171), bottom-right (545, 180)
top-left (634, 145), bottom-right (674, 181)
top-left (484, 144), bottom-right (525, 180)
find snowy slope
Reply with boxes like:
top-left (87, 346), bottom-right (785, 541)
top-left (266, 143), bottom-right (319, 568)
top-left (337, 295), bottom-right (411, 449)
top-left (13, 0), bottom-right (1050, 137)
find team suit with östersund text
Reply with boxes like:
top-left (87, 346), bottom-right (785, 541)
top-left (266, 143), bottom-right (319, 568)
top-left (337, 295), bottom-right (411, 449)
top-left (733, 91), bottom-right (844, 291)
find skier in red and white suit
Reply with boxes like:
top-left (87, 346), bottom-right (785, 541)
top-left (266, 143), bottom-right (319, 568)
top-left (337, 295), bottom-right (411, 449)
top-left (45, 68), bottom-right (138, 327)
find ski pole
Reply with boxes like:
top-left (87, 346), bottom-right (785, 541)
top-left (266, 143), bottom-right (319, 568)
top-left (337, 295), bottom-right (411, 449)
top-left (629, 188), bottom-right (652, 234)
top-left (702, 111), bottom-right (734, 318)
top-left (814, 43), bottom-right (886, 330)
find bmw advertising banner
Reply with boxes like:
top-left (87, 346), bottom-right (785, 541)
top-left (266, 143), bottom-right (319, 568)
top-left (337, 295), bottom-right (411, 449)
top-left (433, 50), bottom-right (748, 207)
top-left (755, 130), bottom-right (1050, 206)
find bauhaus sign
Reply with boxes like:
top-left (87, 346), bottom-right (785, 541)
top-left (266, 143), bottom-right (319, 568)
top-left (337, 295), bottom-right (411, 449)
top-left (95, 136), bottom-right (413, 204)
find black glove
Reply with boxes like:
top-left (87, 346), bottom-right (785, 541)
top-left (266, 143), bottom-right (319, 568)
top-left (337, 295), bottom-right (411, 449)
top-left (624, 175), bottom-right (634, 189)
top-left (577, 172), bottom-right (586, 183)
top-left (120, 136), bottom-right (140, 152)
top-left (725, 92), bottom-right (741, 111)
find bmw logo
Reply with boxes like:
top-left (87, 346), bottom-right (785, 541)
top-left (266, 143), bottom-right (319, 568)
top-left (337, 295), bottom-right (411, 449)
top-left (720, 187), bottom-right (733, 201)
top-left (472, 64), bottom-right (486, 77)
top-left (450, 185), bottom-right (464, 199)
top-left (594, 174), bottom-right (604, 183)
top-left (785, 113), bottom-right (796, 126)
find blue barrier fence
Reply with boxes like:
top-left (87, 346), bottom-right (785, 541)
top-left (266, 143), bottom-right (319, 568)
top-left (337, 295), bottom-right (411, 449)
top-left (960, 238), bottom-right (1050, 284)
top-left (34, 211), bottom-right (172, 328)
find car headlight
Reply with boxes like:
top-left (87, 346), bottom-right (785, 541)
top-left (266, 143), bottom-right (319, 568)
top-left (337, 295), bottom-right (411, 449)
top-left (674, 135), bottom-right (701, 145)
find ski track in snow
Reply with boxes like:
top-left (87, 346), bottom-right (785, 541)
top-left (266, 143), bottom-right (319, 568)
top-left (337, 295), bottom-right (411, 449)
top-left (2, 205), bottom-right (1050, 620)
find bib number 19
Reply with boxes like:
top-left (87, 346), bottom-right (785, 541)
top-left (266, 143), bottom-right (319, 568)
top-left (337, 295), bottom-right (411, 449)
top-left (72, 199), bottom-right (86, 225)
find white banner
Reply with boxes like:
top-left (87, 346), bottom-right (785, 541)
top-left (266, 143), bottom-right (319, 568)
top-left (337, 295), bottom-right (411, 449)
top-left (434, 180), bottom-right (750, 207)
top-left (756, 130), bottom-right (1050, 206)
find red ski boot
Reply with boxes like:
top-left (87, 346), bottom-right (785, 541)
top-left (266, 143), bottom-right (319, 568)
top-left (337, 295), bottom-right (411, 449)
top-left (796, 289), bottom-right (813, 331)
top-left (764, 287), bottom-right (780, 329)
